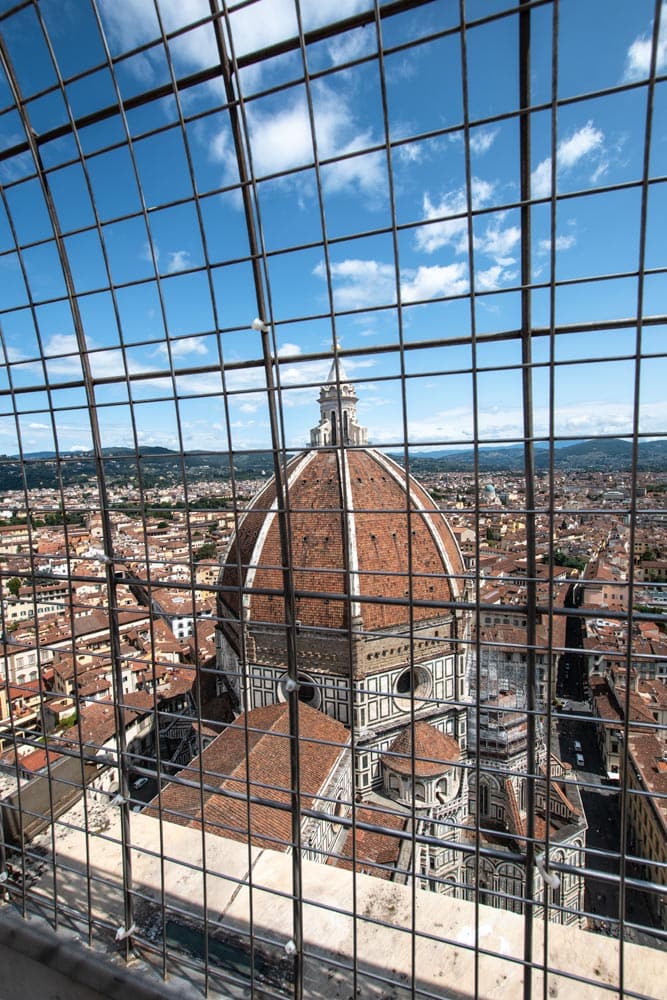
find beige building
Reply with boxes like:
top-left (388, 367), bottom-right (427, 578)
top-left (624, 732), bottom-right (667, 930)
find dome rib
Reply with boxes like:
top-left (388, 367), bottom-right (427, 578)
top-left (219, 447), bottom-right (465, 639)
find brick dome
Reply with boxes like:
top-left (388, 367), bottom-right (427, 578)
top-left (219, 446), bottom-right (465, 637)
top-left (382, 722), bottom-right (461, 777)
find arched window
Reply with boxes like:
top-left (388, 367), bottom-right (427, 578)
top-left (393, 665), bottom-right (432, 712)
top-left (278, 671), bottom-right (321, 709)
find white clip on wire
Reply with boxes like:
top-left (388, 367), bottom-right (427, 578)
top-left (535, 852), bottom-right (561, 890)
top-left (110, 794), bottom-right (127, 807)
top-left (283, 677), bottom-right (299, 693)
top-left (251, 317), bottom-right (270, 333)
top-left (284, 938), bottom-right (297, 956)
top-left (89, 547), bottom-right (113, 564)
top-left (115, 923), bottom-right (137, 942)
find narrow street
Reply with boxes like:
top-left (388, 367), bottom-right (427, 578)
top-left (553, 599), bottom-right (665, 949)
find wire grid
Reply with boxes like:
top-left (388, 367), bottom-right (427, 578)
top-left (0, 0), bottom-right (666, 998)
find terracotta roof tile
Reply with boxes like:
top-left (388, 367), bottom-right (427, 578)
top-left (382, 722), bottom-right (460, 777)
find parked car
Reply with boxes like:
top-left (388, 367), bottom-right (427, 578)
top-left (132, 776), bottom-right (148, 790)
top-left (575, 753), bottom-right (585, 768)
top-left (574, 740), bottom-right (582, 752)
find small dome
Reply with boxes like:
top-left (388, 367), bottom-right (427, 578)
top-left (382, 722), bottom-right (460, 777)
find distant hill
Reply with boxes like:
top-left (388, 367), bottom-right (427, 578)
top-left (1, 438), bottom-right (666, 493)
top-left (0, 448), bottom-right (281, 492)
top-left (392, 438), bottom-right (667, 474)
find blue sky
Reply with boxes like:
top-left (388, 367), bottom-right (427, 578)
top-left (0, 0), bottom-right (665, 459)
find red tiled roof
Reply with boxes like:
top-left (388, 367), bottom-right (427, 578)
top-left (382, 722), bottom-right (460, 777)
top-left (331, 804), bottom-right (407, 879)
top-left (149, 702), bottom-right (349, 850)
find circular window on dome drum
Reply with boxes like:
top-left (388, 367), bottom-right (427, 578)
top-left (393, 665), bottom-right (432, 711)
top-left (277, 671), bottom-right (321, 709)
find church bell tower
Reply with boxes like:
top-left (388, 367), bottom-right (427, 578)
top-left (310, 352), bottom-right (368, 447)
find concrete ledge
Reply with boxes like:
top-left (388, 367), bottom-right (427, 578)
top-left (0, 906), bottom-right (200, 1000)
top-left (0, 811), bottom-right (662, 999)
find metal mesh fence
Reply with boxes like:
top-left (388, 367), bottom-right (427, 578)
top-left (0, 1), bottom-right (666, 997)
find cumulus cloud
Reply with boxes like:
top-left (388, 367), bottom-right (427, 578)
top-left (477, 215), bottom-right (520, 260)
top-left (415, 182), bottom-right (521, 291)
top-left (314, 257), bottom-right (470, 308)
top-left (98, 0), bottom-right (370, 100)
top-left (401, 263), bottom-right (468, 302)
top-left (475, 265), bottom-right (505, 292)
top-left (415, 178), bottom-right (494, 254)
top-left (470, 128), bottom-right (499, 155)
top-left (531, 121), bottom-right (604, 198)
top-left (558, 122), bottom-right (605, 169)
top-left (166, 250), bottom-right (191, 274)
top-left (538, 233), bottom-right (577, 255)
top-left (397, 399), bottom-right (667, 448)
top-left (326, 25), bottom-right (375, 66)
top-left (624, 3), bottom-right (667, 80)
top-left (314, 258), bottom-right (395, 309)
top-left (397, 143), bottom-right (423, 164)
top-left (155, 337), bottom-right (208, 359)
top-left (209, 84), bottom-right (383, 195)
top-left (276, 342), bottom-right (303, 357)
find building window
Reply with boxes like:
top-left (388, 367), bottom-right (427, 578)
top-left (394, 665), bottom-right (432, 712)
top-left (278, 671), bottom-right (321, 710)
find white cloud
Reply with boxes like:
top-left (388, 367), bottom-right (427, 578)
top-left (415, 178), bottom-right (495, 254)
top-left (98, 0), bottom-right (368, 100)
top-left (475, 265), bottom-right (505, 292)
top-left (558, 122), bottom-right (604, 169)
top-left (42, 332), bottom-right (82, 358)
top-left (315, 258), bottom-right (395, 309)
top-left (326, 26), bottom-right (375, 66)
top-left (415, 183), bottom-right (519, 292)
top-left (531, 121), bottom-right (604, 198)
top-left (277, 342), bottom-right (303, 357)
top-left (166, 250), bottom-right (191, 274)
top-left (397, 144), bottom-right (423, 164)
top-left (624, 3), bottom-right (667, 80)
top-left (530, 159), bottom-right (553, 200)
top-left (538, 234), bottom-right (577, 255)
top-left (470, 128), bottom-right (499, 155)
top-left (477, 216), bottom-right (520, 261)
top-left (140, 240), bottom-right (159, 266)
top-left (396, 398), bottom-right (667, 449)
top-left (401, 263), bottom-right (468, 303)
top-left (155, 337), bottom-right (208, 359)
top-left (315, 257), bottom-right (469, 308)
top-left (210, 84), bottom-right (383, 196)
